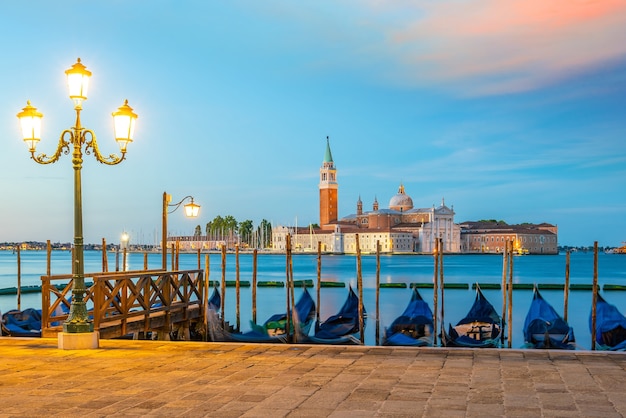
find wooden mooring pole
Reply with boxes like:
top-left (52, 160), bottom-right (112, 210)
top-left (289, 243), bottom-right (296, 343)
top-left (17, 245), bottom-right (21, 311)
top-left (501, 240), bottom-right (508, 345)
top-left (564, 250), bottom-right (570, 322)
top-left (102, 238), bottom-right (108, 272)
top-left (170, 244), bottom-right (175, 271)
top-left (591, 241), bottom-right (599, 350)
top-left (175, 239), bottom-right (180, 270)
top-left (235, 244), bottom-right (240, 332)
top-left (221, 245), bottom-right (226, 327)
top-left (356, 234), bottom-right (364, 345)
top-left (204, 253), bottom-right (210, 341)
top-left (252, 249), bottom-right (258, 324)
top-left (316, 242), bottom-right (322, 325)
top-left (46, 240), bottom-right (51, 276)
top-left (285, 234), bottom-right (292, 341)
top-left (433, 239), bottom-right (439, 347)
top-left (375, 240), bottom-right (381, 346)
top-left (507, 243), bottom-right (514, 348)
top-left (439, 238), bottom-right (446, 335)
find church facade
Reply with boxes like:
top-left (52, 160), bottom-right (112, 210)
top-left (272, 138), bottom-right (462, 254)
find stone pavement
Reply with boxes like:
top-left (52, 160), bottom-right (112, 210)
top-left (1, 337), bottom-right (625, 417)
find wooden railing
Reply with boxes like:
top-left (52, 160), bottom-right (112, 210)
top-left (41, 269), bottom-right (206, 339)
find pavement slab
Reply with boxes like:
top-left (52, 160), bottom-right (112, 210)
top-left (0, 337), bottom-right (625, 417)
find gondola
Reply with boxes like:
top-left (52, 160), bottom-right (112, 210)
top-left (523, 286), bottom-right (575, 349)
top-left (383, 287), bottom-right (433, 346)
top-left (441, 284), bottom-right (502, 348)
top-left (299, 285), bottom-right (366, 345)
top-left (208, 286), bottom-right (221, 311)
top-left (207, 287), bottom-right (316, 343)
top-left (1, 308), bottom-right (42, 337)
top-left (591, 293), bottom-right (626, 351)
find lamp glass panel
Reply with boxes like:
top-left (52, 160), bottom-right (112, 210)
top-left (116, 138), bottom-right (130, 153)
top-left (67, 72), bottom-right (89, 100)
top-left (114, 114), bottom-right (136, 141)
top-left (20, 115), bottom-right (41, 143)
top-left (184, 203), bottom-right (200, 218)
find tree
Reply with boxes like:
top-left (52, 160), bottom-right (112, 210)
top-left (238, 220), bottom-right (254, 246)
top-left (210, 215), bottom-right (225, 240)
top-left (257, 219), bottom-right (272, 248)
top-left (478, 219), bottom-right (507, 225)
top-left (194, 225), bottom-right (201, 237)
top-left (223, 215), bottom-right (238, 243)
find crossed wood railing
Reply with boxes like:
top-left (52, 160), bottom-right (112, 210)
top-left (41, 269), bottom-right (205, 339)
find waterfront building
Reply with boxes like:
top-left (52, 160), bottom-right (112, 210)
top-left (166, 235), bottom-right (228, 252)
top-left (272, 139), bottom-right (462, 254)
top-left (319, 137), bottom-right (338, 230)
top-left (164, 139), bottom-right (557, 255)
top-left (459, 221), bottom-right (558, 255)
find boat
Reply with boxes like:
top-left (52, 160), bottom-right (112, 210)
top-left (591, 293), bottom-right (626, 351)
top-left (207, 287), bottom-right (316, 343)
top-left (208, 286), bottom-right (221, 311)
top-left (382, 287), bottom-right (433, 346)
top-left (1, 308), bottom-right (42, 337)
top-left (523, 286), bottom-right (575, 349)
top-left (441, 284), bottom-right (502, 348)
top-left (299, 285), bottom-right (366, 345)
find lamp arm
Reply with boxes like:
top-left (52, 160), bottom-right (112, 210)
top-left (167, 196), bottom-right (194, 214)
top-left (31, 130), bottom-right (72, 165)
top-left (84, 129), bottom-right (126, 165)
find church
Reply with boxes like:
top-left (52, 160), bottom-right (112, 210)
top-left (272, 138), bottom-right (461, 254)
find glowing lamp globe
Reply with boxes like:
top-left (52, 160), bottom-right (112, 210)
top-left (112, 100), bottom-right (138, 153)
top-left (17, 101), bottom-right (43, 152)
top-left (184, 200), bottom-right (200, 218)
top-left (65, 58), bottom-right (92, 107)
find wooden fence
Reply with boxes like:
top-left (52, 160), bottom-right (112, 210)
top-left (41, 269), bottom-right (206, 339)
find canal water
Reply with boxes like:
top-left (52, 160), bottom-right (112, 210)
top-left (1, 250), bottom-right (625, 349)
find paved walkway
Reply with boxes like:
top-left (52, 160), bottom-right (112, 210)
top-left (1, 337), bottom-right (625, 417)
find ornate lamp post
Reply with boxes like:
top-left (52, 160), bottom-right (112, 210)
top-left (17, 58), bottom-right (137, 347)
top-left (162, 192), bottom-right (200, 269)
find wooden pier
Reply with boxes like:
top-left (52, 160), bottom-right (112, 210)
top-left (40, 269), bottom-right (206, 340)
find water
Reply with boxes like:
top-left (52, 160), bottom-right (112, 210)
top-left (1, 250), bottom-right (625, 350)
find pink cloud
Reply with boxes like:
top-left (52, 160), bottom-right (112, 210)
top-left (377, 0), bottom-right (626, 94)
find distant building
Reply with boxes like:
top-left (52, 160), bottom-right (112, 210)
top-left (459, 221), bottom-right (558, 255)
top-left (272, 138), bottom-right (461, 254)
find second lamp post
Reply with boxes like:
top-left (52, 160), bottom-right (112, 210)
top-left (162, 192), bottom-right (200, 270)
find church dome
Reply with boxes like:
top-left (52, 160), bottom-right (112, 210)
top-left (389, 184), bottom-right (413, 212)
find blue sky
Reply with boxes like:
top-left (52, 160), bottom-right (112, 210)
top-left (1, 1), bottom-right (625, 247)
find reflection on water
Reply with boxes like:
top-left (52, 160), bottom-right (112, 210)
top-left (1, 250), bottom-right (625, 349)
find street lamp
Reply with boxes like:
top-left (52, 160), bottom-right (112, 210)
top-left (121, 231), bottom-right (130, 250)
top-left (162, 192), bottom-right (200, 269)
top-left (121, 231), bottom-right (130, 272)
top-left (17, 58), bottom-right (137, 348)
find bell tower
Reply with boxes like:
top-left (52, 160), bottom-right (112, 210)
top-left (319, 136), bottom-right (338, 229)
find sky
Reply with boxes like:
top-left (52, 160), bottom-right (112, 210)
top-left (1, 1), bottom-right (625, 248)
